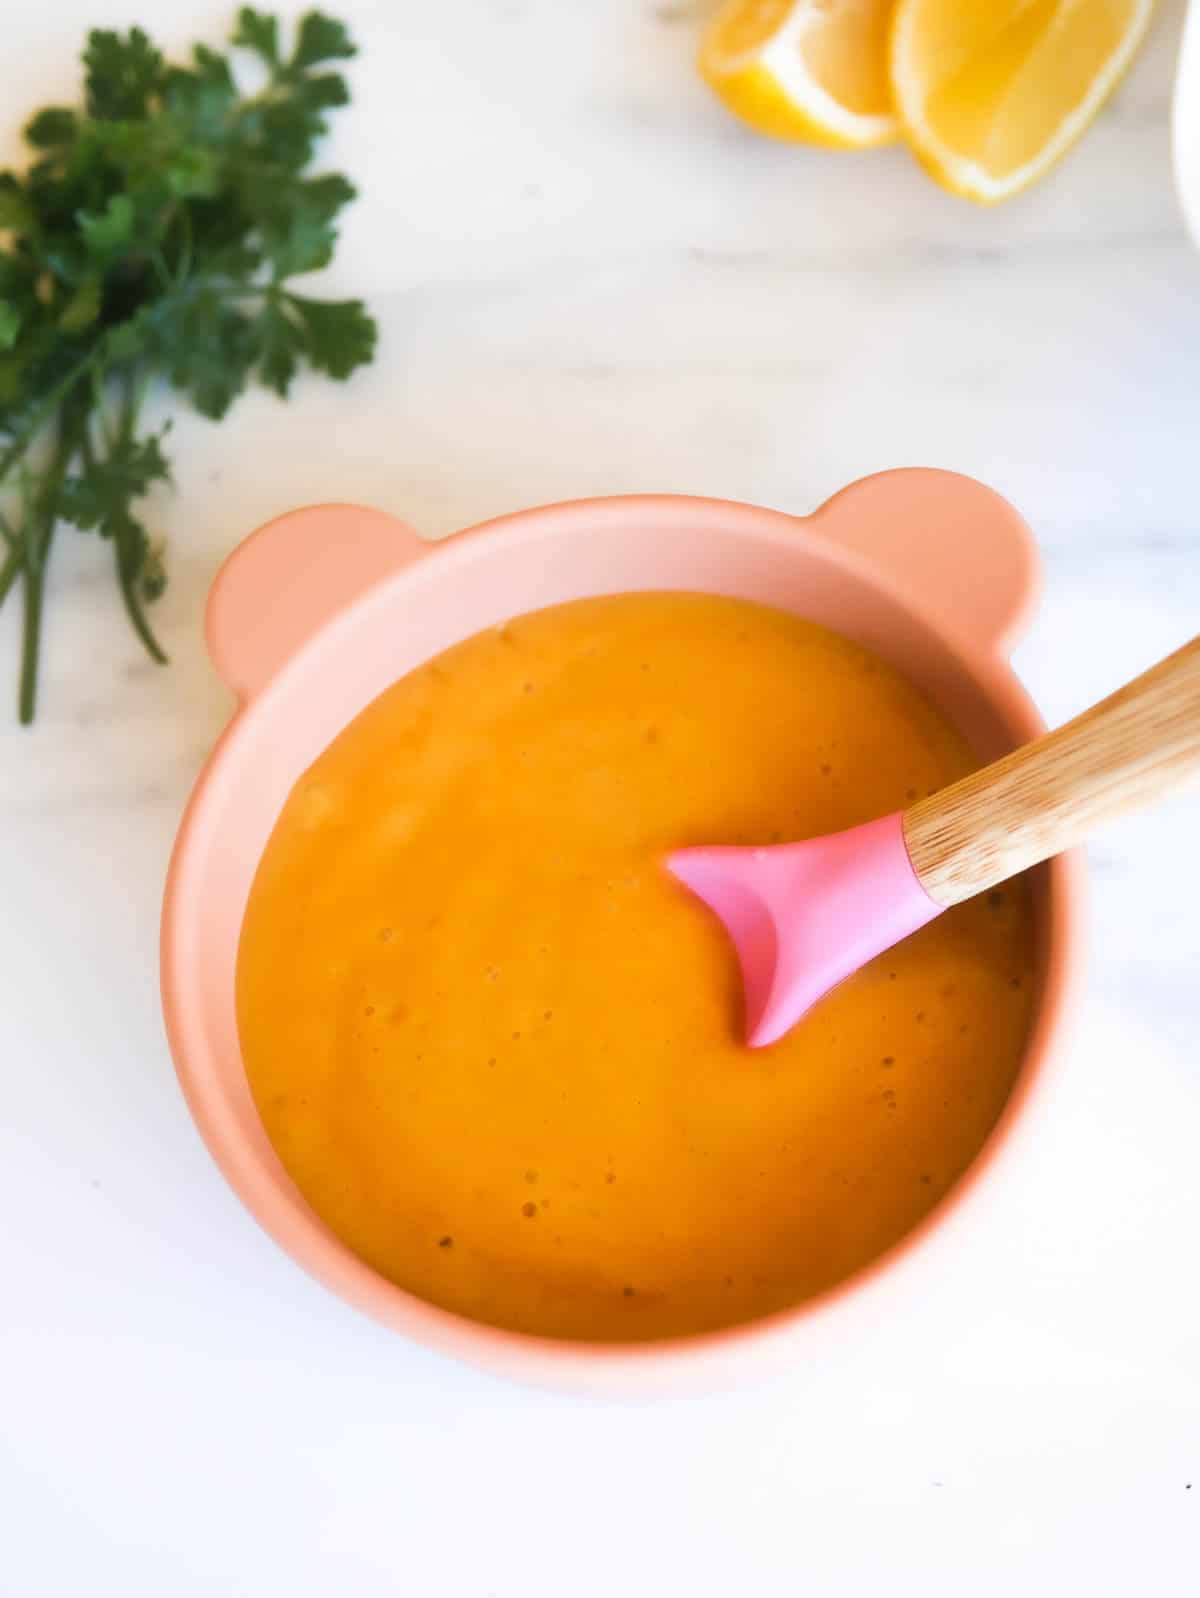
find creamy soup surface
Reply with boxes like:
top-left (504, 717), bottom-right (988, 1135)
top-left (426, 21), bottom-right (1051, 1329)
top-left (237, 593), bottom-right (1036, 1341)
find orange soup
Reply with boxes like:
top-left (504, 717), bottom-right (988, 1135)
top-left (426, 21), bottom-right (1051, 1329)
top-left (237, 593), bottom-right (1036, 1340)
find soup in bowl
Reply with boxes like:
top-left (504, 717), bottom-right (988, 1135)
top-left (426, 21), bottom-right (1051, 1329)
top-left (162, 470), bottom-right (1084, 1388)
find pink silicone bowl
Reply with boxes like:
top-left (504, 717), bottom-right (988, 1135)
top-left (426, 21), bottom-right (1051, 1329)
top-left (161, 468), bottom-right (1086, 1392)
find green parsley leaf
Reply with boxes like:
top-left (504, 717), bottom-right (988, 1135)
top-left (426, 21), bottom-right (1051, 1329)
top-left (58, 276), bottom-right (102, 333)
top-left (232, 7), bottom-right (280, 66)
top-left (253, 296), bottom-right (303, 395)
top-left (78, 193), bottom-right (136, 260)
top-left (24, 108), bottom-right (77, 149)
top-left (0, 177), bottom-right (34, 231)
top-left (83, 28), bottom-right (165, 120)
top-left (59, 430), bottom-right (171, 536)
top-left (285, 293), bottom-right (376, 379)
top-left (0, 301), bottom-right (20, 351)
top-left (292, 12), bottom-right (357, 69)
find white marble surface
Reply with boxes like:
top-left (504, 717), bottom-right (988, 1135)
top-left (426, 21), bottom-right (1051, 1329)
top-left (3, 2), bottom-right (1200, 1592)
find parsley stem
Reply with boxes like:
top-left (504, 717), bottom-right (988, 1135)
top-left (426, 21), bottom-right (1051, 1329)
top-left (114, 537), bottom-right (167, 665)
top-left (90, 365), bottom-right (116, 450)
top-left (174, 207), bottom-right (193, 285)
top-left (108, 366), bottom-right (166, 667)
top-left (119, 366), bottom-right (149, 445)
top-left (0, 346), bottom-right (99, 491)
top-left (0, 543), bottom-right (19, 609)
top-left (17, 563), bottom-right (46, 725)
top-left (17, 402), bottom-right (86, 723)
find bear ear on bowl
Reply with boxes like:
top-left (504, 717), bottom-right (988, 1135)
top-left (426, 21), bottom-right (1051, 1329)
top-left (809, 468), bottom-right (1041, 658)
top-left (205, 503), bottom-right (429, 704)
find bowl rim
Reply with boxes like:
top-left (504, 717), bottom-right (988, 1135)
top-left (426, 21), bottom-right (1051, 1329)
top-left (161, 489), bottom-right (1087, 1391)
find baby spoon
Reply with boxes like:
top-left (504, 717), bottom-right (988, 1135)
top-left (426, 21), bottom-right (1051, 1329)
top-left (669, 634), bottom-right (1200, 1047)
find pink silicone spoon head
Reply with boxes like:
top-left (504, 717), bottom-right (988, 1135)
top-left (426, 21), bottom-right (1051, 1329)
top-left (668, 812), bottom-right (943, 1047)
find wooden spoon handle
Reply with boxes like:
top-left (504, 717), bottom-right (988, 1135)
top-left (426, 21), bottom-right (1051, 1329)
top-left (903, 634), bottom-right (1200, 907)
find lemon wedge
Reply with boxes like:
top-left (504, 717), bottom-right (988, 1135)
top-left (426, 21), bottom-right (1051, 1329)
top-left (890, 0), bottom-right (1156, 203)
top-left (700, 0), bottom-right (898, 149)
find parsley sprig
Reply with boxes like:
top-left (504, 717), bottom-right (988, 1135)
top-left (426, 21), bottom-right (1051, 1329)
top-left (0, 8), bottom-right (377, 722)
